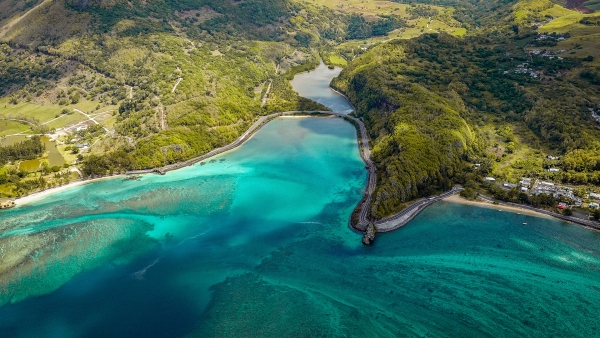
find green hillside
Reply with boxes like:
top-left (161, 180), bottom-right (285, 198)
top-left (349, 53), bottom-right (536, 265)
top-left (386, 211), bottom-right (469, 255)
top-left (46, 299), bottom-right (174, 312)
top-left (334, 0), bottom-right (600, 218)
top-left (0, 0), bottom-right (348, 195)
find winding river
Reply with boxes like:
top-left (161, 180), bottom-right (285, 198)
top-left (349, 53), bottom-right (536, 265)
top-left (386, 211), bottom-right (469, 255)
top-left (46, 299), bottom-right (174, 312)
top-left (1, 66), bottom-right (600, 337)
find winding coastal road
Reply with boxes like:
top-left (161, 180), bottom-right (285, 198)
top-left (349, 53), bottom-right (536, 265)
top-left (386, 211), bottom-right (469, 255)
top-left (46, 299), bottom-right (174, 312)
top-left (374, 187), bottom-right (463, 233)
top-left (157, 110), bottom-right (458, 235)
top-left (6, 108), bottom-right (462, 236)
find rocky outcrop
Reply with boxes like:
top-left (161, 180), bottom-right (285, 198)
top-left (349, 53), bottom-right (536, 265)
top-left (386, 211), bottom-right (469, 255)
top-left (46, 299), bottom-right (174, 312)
top-left (362, 223), bottom-right (376, 246)
top-left (0, 200), bottom-right (16, 209)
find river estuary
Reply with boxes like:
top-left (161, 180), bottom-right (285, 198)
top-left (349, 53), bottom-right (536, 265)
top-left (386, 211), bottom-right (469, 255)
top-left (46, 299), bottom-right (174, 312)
top-left (1, 65), bottom-right (600, 337)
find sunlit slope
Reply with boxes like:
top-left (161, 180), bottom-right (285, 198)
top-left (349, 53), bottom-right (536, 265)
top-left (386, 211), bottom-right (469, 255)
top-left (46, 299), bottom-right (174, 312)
top-left (303, 0), bottom-right (465, 38)
top-left (538, 9), bottom-right (600, 64)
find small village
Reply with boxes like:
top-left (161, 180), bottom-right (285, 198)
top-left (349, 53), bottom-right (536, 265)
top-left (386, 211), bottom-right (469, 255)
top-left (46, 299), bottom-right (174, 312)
top-left (483, 170), bottom-right (600, 215)
top-left (501, 32), bottom-right (571, 78)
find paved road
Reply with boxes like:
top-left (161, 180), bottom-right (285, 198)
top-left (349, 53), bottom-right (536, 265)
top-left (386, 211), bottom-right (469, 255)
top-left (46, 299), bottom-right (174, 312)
top-left (374, 186), bottom-right (463, 233)
top-left (157, 110), bottom-right (457, 234)
top-left (73, 109), bottom-right (110, 133)
top-left (279, 111), bottom-right (376, 231)
top-left (159, 111), bottom-right (374, 180)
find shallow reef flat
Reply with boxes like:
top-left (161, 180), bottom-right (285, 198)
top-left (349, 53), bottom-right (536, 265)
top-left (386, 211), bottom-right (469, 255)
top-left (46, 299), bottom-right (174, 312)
top-left (192, 202), bottom-right (600, 337)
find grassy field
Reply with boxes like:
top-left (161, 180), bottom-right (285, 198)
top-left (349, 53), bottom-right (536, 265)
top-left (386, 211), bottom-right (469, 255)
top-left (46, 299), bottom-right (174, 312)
top-left (328, 54), bottom-right (347, 66)
top-left (333, 16), bottom-right (465, 56)
top-left (305, 0), bottom-right (464, 38)
top-left (542, 4), bottom-right (579, 17)
top-left (483, 123), bottom-right (550, 183)
top-left (44, 113), bottom-right (88, 130)
top-left (0, 120), bottom-right (30, 136)
top-left (0, 98), bottom-right (97, 120)
top-left (0, 98), bottom-right (111, 132)
top-left (541, 12), bottom-right (600, 30)
top-left (306, 0), bottom-right (431, 18)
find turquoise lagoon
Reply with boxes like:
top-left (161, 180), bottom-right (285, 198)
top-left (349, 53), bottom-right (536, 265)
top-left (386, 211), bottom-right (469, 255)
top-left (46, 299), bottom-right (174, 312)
top-left (2, 118), bottom-right (600, 337)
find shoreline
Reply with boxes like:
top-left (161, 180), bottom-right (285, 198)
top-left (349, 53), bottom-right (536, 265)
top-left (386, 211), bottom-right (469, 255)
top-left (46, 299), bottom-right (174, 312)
top-left (7, 111), bottom-right (365, 208)
top-left (14, 175), bottom-right (124, 207)
top-left (443, 195), bottom-right (554, 219)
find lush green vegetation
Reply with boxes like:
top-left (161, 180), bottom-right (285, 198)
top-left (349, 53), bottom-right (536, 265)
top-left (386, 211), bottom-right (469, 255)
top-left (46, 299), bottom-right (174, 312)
top-left (0, 136), bottom-right (44, 166)
top-left (0, 0), bottom-right (348, 193)
top-left (334, 0), bottom-right (600, 218)
top-left (345, 14), bottom-right (406, 39)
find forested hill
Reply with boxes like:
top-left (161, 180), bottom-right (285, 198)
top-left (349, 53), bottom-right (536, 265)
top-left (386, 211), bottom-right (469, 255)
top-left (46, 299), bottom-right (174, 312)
top-left (334, 0), bottom-right (600, 219)
top-left (0, 0), bottom-right (349, 177)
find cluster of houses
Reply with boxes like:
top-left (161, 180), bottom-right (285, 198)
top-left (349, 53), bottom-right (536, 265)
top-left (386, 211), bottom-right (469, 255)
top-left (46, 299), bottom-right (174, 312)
top-left (75, 143), bottom-right (91, 151)
top-left (69, 125), bottom-right (91, 151)
top-left (535, 34), bottom-right (567, 42)
top-left (529, 180), bottom-right (582, 206)
top-left (588, 192), bottom-right (600, 209)
top-left (484, 176), bottom-right (585, 207)
top-left (506, 63), bottom-right (539, 78)
top-left (528, 49), bottom-right (565, 60)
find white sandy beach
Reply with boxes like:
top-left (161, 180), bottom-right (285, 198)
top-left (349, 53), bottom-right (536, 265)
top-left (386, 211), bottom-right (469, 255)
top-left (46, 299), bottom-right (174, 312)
top-left (444, 194), bottom-right (553, 220)
top-left (14, 175), bottom-right (123, 207)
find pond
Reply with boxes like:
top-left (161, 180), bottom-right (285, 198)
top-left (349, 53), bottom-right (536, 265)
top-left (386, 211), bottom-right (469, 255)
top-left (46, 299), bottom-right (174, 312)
top-left (1, 135), bottom-right (64, 170)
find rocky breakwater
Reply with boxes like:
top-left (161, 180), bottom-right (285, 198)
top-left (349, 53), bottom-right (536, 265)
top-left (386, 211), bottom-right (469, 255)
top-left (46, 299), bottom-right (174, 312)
top-left (362, 223), bottom-right (377, 245)
top-left (0, 199), bottom-right (16, 209)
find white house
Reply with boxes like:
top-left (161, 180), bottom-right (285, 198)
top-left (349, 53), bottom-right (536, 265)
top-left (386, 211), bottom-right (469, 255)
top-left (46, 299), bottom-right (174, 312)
top-left (589, 193), bottom-right (600, 200)
top-left (520, 177), bottom-right (532, 187)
